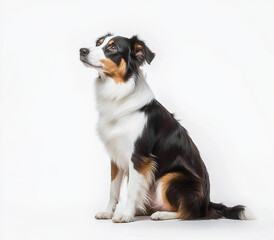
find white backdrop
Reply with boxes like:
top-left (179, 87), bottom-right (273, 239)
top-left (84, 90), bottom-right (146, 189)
top-left (1, 0), bottom-right (274, 239)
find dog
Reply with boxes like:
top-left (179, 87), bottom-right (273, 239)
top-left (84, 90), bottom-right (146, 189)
top-left (80, 33), bottom-right (252, 223)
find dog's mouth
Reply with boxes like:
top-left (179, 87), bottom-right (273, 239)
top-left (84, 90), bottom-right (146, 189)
top-left (80, 56), bottom-right (102, 69)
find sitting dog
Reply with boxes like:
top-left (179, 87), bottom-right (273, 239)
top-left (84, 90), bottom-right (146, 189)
top-left (80, 33), bottom-right (251, 223)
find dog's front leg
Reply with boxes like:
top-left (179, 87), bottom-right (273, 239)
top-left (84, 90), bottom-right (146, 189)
top-left (112, 162), bottom-right (148, 223)
top-left (95, 161), bottom-right (123, 219)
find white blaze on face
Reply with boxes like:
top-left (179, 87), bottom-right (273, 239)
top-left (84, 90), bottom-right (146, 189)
top-left (86, 35), bottom-right (115, 67)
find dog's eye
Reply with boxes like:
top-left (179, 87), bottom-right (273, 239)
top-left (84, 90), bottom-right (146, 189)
top-left (107, 45), bottom-right (117, 52)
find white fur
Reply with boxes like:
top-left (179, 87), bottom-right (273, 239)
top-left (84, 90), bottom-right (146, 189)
top-left (82, 34), bottom-right (155, 222)
top-left (92, 56), bottom-right (154, 222)
top-left (239, 207), bottom-right (256, 220)
top-left (85, 36), bottom-right (253, 223)
top-left (96, 74), bottom-right (154, 172)
top-left (86, 35), bottom-right (161, 222)
top-left (85, 35), bottom-right (114, 69)
top-left (151, 211), bottom-right (178, 220)
top-left (95, 168), bottom-right (124, 219)
top-left (112, 162), bottom-right (147, 223)
top-left (155, 181), bottom-right (164, 207)
top-left (148, 180), bottom-right (174, 212)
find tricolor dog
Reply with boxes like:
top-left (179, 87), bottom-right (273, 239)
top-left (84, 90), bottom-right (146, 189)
top-left (80, 33), bottom-right (252, 223)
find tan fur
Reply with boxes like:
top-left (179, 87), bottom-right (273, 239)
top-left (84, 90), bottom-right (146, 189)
top-left (134, 157), bottom-right (157, 214)
top-left (134, 44), bottom-right (143, 57)
top-left (100, 58), bottom-right (126, 84)
top-left (160, 173), bottom-right (180, 212)
top-left (136, 157), bottom-right (155, 179)
top-left (160, 172), bottom-right (200, 219)
top-left (111, 161), bottom-right (119, 181)
top-left (99, 38), bottom-right (104, 44)
top-left (178, 202), bottom-right (191, 220)
top-left (134, 44), bottom-right (142, 52)
top-left (108, 40), bottom-right (114, 45)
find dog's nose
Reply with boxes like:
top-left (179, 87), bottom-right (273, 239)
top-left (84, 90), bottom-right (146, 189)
top-left (80, 48), bottom-right (90, 56)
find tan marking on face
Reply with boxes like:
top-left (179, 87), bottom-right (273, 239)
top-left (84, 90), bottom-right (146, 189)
top-left (100, 58), bottom-right (126, 84)
top-left (111, 161), bottom-right (119, 181)
top-left (99, 38), bottom-right (104, 44)
top-left (108, 40), bottom-right (114, 45)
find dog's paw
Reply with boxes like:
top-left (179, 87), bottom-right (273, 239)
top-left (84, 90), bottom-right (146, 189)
top-left (95, 211), bottom-right (113, 220)
top-left (112, 213), bottom-right (134, 223)
top-left (150, 211), bottom-right (166, 220)
top-left (150, 211), bottom-right (178, 220)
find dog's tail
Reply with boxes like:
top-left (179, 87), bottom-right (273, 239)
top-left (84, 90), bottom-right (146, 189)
top-left (205, 202), bottom-right (255, 220)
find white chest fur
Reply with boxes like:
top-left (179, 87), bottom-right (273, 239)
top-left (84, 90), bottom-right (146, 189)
top-left (97, 111), bottom-right (147, 171)
top-left (95, 74), bottom-right (154, 172)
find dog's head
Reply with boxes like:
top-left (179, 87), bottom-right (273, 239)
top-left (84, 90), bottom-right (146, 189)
top-left (80, 34), bottom-right (155, 83)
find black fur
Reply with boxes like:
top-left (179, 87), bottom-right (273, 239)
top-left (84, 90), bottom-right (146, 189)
top-left (83, 33), bottom-right (246, 220)
top-left (133, 99), bottom-right (245, 220)
top-left (99, 35), bottom-right (155, 80)
top-left (208, 202), bottom-right (245, 219)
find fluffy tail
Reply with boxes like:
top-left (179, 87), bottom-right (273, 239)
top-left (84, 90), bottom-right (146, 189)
top-left (207, 202), bottom-right (254, 220)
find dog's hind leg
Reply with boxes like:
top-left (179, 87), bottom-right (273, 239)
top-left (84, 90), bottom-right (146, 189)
top-left (156, 171), bottom-right (206, 220)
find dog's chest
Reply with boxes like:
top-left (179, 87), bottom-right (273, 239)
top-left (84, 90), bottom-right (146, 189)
top-left (97, 111), bottom-right (147, 171)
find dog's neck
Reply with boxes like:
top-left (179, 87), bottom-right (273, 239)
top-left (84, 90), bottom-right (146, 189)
top-left (95, 71), bottom-right (154, 121)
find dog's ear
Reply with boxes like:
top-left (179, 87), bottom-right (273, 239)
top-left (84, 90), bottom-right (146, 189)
top-left (130, 36), bottom-right (155, 65)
